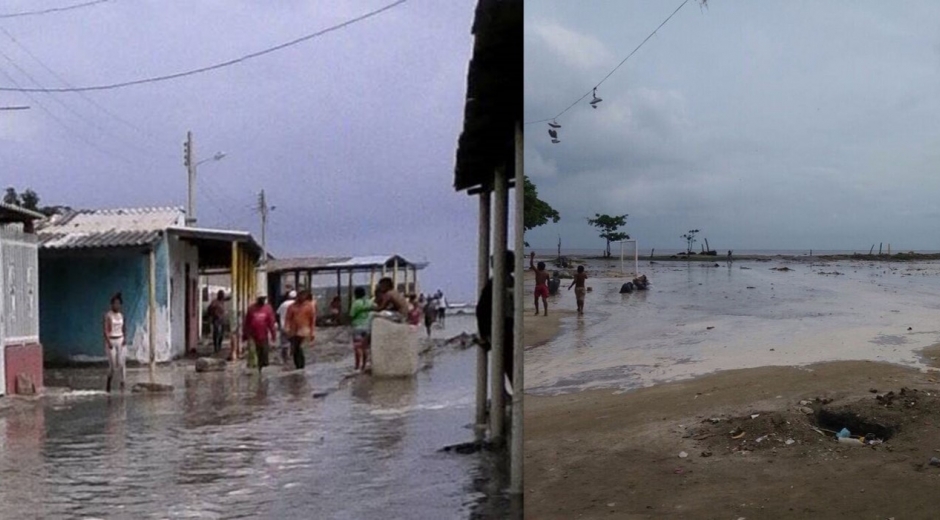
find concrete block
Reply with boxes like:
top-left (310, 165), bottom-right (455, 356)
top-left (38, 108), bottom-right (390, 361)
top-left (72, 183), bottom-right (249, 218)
top-left (195, 357), bottom-right (227, 372)
top-left (371, 316), bottom-right (421, 377)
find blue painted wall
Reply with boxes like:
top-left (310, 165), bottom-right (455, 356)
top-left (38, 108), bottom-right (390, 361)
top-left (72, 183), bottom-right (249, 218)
top-left (39, 237), bottom-right (170, 362)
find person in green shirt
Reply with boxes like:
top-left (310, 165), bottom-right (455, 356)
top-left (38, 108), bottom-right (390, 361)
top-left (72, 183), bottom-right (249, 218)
top-left (349, 287), bottom-right (374, 372)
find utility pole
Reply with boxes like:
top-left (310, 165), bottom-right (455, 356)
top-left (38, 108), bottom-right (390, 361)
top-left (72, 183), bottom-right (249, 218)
top-left (256, 189), bottom-right (275, 265)
top-left (184, 131), bottom-right (195, 226)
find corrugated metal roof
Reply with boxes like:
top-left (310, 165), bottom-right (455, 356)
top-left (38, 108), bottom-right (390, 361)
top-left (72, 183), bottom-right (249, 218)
top-left (268, 255), bottom-right (427, 273)
top-left (0, 201), bottom-right (46, 222)
top-left (37, 206), bottom-right (185, 249)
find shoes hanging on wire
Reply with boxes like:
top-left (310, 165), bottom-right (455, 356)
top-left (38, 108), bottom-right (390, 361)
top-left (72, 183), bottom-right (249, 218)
top-left (590, 87), bottom-right (603, 109)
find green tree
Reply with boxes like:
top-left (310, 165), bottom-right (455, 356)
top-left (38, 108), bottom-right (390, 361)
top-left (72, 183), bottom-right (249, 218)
top-left (587, 213), bottom-right (629, 258)
top-left (681, 229), bottom-right (700, 254)
top-left (523, 176), bottom-right (560, 244)
top-left (4, 186), bottom-right (60, 216)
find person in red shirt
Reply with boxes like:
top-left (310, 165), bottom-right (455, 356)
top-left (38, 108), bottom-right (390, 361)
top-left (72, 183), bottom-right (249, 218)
top-left (242, 294), bottom-right (277, 375)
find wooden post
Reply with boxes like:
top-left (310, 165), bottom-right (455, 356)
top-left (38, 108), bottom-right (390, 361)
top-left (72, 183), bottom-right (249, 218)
top-left (475, 188), bottom-right (491, 437)
top-left (347, 270), bottom-right (354, 314)
top-left (491, 167), bottom-right (508, 445)
top-left (392, 256), bottom-right (399, 292)
top-left (413, 266), bottom-right (419, 296)
top-left (403, 265), bottom-right (409, 296)
top-left (510, 122), bottom-right (525, 495)
top-left (148, 247), bottom-right (157, 376)
top-left (336, 269), bottom-right (342, 315)
top-left (370, 267), bottom-right (376, 297)
top-left (231, 241), bottom-right (239, 361)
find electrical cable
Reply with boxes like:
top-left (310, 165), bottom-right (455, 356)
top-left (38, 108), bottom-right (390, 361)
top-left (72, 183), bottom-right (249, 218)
top-left (0, 0), bottom-right (111, 19)
top-left (525, 0), bottom-right (691, 126)
top-left (0, 62), bottom-right (135, 165)
top-left (0, 25), bottom-right (176, 152)
top-left (0, 45), bottom-right (170, 161)
top-left (0, 0), bottom-right (408, 92)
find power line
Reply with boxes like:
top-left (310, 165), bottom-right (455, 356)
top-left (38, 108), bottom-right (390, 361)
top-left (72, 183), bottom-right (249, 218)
top-left (0, 62), bottom-right (134, 165)
top-left (525, 0), bottom-right (692, 126)
top-left (0, 0), bottom-right (111, 19)
top-left (0, 46), bottom-right (163, 161)
top-left (0, 0), bottom-right (408, 93)
top-left (0, 25), bottom-right (175, 151)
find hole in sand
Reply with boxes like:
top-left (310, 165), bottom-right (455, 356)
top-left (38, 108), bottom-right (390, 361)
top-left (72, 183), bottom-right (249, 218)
top-left (813, 409), bottom-right (897, 441)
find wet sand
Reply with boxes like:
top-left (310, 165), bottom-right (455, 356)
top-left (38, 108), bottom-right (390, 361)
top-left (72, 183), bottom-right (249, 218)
top-left (524, 257), bottom-right (940, 519)
top-left (525, 360), bottom-right (940, 519)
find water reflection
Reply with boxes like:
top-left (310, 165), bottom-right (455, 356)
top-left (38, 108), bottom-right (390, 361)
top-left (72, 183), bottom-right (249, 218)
top-left (0, 317), bottom-right (509, 519)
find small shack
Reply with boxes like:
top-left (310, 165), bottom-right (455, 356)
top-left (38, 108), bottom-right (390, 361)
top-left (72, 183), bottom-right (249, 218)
top-left (265, 255), bottom-right (428, 317)
top-left (36, 207), bottom-right (262, 364)
top-left (0, 202), bottom-right (45, 396)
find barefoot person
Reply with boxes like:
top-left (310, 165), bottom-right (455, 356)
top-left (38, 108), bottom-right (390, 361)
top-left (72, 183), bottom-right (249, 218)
top-left (286, 289), bottom-right (316, 370)
top-left (103, 293), bottom-right (126, 393)
top-left (530, 251), bottom-right (550, 316)
top-left (242, 294), bottom-right (277, 376)
top-left (568, 265), bottom-right (588, 315)
top-left (349, 287), bottom-right (373, 372)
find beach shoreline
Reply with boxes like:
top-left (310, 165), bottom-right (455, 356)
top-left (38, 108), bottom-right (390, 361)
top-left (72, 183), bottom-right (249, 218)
top-left (523, 257), bottom-right (940, 518)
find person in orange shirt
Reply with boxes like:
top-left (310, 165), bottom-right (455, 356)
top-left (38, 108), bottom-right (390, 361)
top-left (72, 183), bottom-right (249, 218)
top-left (285, 289), bottom-right (316, 370)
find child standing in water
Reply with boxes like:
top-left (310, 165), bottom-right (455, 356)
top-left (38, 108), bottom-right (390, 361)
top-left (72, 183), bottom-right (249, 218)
top-left (349, 287), bottom-right (373, 372)
top-left (103, 293), bottom-right (126, 393)
top-left (568, 265), bottom-right (588, 316)
top-left (530, 251), bottom-right (550, 316)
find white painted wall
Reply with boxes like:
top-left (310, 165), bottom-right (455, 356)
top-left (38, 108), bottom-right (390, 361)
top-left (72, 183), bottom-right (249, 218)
top-left (167, 235), bottom-right (198, 359)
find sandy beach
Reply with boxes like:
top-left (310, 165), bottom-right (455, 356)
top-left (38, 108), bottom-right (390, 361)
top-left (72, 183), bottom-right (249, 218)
top-left (524, 256), bottom-right (940, 519)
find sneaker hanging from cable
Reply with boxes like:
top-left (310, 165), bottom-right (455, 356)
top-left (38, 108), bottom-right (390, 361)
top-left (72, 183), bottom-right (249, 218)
top-left (590, 87), bottom-right (602, 109)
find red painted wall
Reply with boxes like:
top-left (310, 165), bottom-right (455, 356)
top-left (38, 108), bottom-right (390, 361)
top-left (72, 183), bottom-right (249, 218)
top-left (4, 342), bottom-right (43, 395)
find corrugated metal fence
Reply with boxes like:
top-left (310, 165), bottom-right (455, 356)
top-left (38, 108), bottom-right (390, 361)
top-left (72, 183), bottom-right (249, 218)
top-left (0, 225), bottom-right (39, 343)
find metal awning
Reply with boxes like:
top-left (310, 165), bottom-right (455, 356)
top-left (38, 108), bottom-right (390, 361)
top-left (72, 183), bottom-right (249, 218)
top-left (166, 226), bottom-right (264, 270)
top-left (267, 254), bottom-right (427, 275)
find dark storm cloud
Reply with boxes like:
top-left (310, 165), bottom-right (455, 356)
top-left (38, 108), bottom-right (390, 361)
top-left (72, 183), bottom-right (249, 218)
top-left (525, 1), bottom-right (940, 252)
top-left (0, 0), bottom-right (479, 300)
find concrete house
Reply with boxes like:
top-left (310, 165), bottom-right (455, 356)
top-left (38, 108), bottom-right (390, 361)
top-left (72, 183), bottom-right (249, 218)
top-left (36, 207), bottom-right (262, 364)
top-left (0, 202), bottom-right (45, 396)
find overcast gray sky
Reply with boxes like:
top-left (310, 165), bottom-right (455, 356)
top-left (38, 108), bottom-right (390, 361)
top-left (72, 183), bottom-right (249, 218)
top-left (525, 1), bottom-right (940, 253)
top-left (0, 0), bottom-right (478, 301)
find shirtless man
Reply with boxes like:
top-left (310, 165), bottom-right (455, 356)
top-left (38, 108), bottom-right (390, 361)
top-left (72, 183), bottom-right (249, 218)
top-left (375, 277), bottom-right (410, 318)
top-left (568, 265), bottom-right (588, 315)
top-left (530, 251), bottom-right (550, 316)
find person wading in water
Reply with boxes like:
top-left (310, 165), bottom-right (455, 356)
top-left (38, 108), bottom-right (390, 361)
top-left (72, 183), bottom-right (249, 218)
top-left (530, 251), bottom-right (550, 316)
top-left (286, 289), bottom-right (316, 370)
top-left (103, 293), bottom-right (127, 393)
top-left (568, 265), bottom-right (588, 316)
top-left (242, 294), bottom-right (276, 376)
top-left (207, 290), bottom-right (227, 354)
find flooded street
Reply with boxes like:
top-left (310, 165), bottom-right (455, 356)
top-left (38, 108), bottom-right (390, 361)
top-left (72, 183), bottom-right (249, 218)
top-left (526, 259), bottom-right (940, 395)
top-left (0, 315), bottom-right (511, 519)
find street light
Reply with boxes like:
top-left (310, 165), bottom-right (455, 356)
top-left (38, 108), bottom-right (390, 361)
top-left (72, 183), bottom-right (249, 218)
top-left (197, 151), bottom-right (226, 167)
top-left (184, 130), bottom-right (227, 226)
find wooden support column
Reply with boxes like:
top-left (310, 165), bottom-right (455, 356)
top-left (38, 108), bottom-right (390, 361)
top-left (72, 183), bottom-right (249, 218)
top-left (347, 270), bottom-right (354, 314)
top-left (413, 266), bottom-right (419, 296)
top-left (230, 241), bottom-right (239, 361)
top-left (370, 267), bottom-right (376, 297)
top-left (392, 257), bottom-right (399, 292)
top-left (491, 167), bottom-right (508, 445)
top-left (403, 266), bottom-right (409, 296)
top-left (148, 247), bottom-right (157, 375)
top-left (293, 270), bottom-right (300, 291)
top-left (475, 188), bottom-right (491, 437)
top-left (510, 122), bottom-right (525, 495)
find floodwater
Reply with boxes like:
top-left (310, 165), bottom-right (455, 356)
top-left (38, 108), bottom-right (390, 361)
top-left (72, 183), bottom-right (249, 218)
top-left (0, 315), bottom-right (515, 520)
top-left (526, 258), bottom-right (940, 396)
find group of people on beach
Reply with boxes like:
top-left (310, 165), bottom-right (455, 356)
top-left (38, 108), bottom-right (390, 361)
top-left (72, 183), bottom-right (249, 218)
top-left (530, 251), bottom-right (589, 316)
